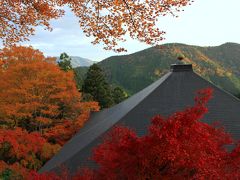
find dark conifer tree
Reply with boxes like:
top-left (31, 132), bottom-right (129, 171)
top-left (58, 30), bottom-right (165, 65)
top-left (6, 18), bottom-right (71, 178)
top-left (82, 64), bottom-right (114, 109)
top-left (58, 52), bottom-right (73, 72)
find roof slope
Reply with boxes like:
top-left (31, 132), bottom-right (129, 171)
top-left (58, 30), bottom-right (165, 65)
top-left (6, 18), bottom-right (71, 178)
top-left (39, 64), bottom-right (240, 174)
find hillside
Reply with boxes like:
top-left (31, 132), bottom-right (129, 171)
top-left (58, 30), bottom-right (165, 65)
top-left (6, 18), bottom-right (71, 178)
top-left (75, 43), bottom-right (240, 96)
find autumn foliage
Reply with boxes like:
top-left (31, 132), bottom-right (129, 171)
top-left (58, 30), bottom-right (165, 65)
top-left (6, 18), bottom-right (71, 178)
top-left (0, 46), bottom-right (99, 133)
top-left (44, 101), bottom-right (99, 146)
top-left (0, 45), bottom-right (55, 63)
top-left (74, 88), bottom-right (240, 179)
top-left (0, 0), bottom-right (63, 45)
top-left (1, 0), bottom-right (192, 51)
top-left (0, 128), bottom-right (60, 170)
top-left (0, 46), bottom-right (99, 178)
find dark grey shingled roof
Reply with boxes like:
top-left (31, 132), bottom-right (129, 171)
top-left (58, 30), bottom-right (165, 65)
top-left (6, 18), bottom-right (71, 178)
top-left (39, 64), bottom-right (240, 174)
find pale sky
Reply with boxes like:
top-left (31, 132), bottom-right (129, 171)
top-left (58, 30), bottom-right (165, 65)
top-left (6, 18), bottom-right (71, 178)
top-left (20, 0), bottom-right (240, 61)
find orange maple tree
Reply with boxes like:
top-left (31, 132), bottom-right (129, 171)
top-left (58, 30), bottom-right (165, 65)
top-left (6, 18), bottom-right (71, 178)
top-left (0, 46), bottom-right (99, 135)
top-left (1, 0), bottom-right (192, 51)
top-left (0, 46), bottom-right (99, 178)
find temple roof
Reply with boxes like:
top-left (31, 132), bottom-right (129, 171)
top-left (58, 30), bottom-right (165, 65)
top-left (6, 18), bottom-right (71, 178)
top-left (40, 64), bottom-right (240, 174)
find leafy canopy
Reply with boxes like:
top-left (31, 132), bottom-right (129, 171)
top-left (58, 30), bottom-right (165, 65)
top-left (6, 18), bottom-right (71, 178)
top-left (0, 45), bottom-right (100, 141)
top-left (0, 46), bottom-right (100, 178)
top-left (0, 47), bottom-right (77, 130)
top-left (0, 128), bottom-right (60, 172)
top-left (1, 0), bottom-right (192, 51)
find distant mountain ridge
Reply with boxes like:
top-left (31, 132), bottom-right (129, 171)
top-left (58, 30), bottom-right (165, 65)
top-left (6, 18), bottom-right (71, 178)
top-left (75, 42), bottom-right (240, 96)
top-left (56, 56), bottom-right (96, 67)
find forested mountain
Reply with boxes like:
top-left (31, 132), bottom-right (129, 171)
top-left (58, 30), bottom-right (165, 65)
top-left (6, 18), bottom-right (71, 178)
top-left (75, 43), bottom-right (240, 96)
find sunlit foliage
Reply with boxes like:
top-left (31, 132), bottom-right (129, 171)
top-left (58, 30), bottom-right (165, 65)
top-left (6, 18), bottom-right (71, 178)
top-left (1, 0), bottom-right (192, 51)
top-left (0, 46), bottom-right (99, 178)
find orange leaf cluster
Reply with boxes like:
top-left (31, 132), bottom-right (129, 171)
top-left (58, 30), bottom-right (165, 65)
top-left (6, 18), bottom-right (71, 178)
top-left (0, 46), bottom-right (99, 178)
top-left (1, 0), bottom-right (192, 52)
top-left (0, 46), bottom-right (99, 134)
top-left (0, 0), bottom-right (64, 45)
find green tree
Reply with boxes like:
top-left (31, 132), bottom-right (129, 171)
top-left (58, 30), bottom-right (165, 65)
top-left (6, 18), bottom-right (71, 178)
top-left (112, 87), bottom-right (128, 104)
top-left (58, 53), bottom-right (72, 72)
top-left (82, 64), bottom-right (113, 109)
